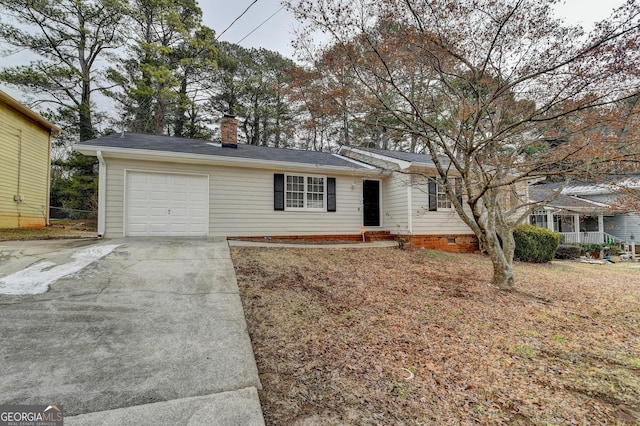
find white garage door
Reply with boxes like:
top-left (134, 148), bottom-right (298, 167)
top-left (125, 171), bottom-right (209, 237)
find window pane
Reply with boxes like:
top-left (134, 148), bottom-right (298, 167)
top-left (306, 177), bottom-right (324, 209)
top-left (553, 215), bottom-right (575, 233)
top-left (530, 212), bottom-right (548, 229)
top-left (436, 179), bottom-right (451, 209)
top-left (285, 175), bottom-right (325, 210)
top-left (286, 175), bottom-right (305, 208)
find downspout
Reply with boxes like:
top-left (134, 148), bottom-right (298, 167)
top-left (407, 177), bottom-right (413, 235)
top-left (16, 129), bottom-right (23, 227)
top-left (96, 150), bottom-right (106, 237)
top-left (45, 132), bottom-right (52, 225)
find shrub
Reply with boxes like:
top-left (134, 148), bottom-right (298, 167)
top-left (555, 244), bottom-right (581, 260)
top-left (576, 243), bottom-right (604, 256)
top-left (513, 224), bottom-right (560, 263)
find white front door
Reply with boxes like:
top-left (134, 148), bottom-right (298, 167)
top-left (125, 171), bottom-right (208, 236)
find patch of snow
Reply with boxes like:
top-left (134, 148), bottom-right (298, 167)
top-left (0, 244), bottom-right (120, 295)
top-left (563, 177), bottom-right (640, 196)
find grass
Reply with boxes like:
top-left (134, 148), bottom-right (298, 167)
top-left (232, 246), bottom-right (640, 425)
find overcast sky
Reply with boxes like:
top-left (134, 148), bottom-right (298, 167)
top-left (0, 0), bottom-right (627, 102)
top-left (203, 0), bottom-right (626, 60)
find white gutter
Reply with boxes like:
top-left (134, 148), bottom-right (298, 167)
top-left (96, 150), bottom-right (106, 237)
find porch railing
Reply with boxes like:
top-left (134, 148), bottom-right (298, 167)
top-left (559, 232), bottom-right (622, 244)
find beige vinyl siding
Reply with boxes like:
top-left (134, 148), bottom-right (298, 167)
top-left (410, 174), bottom-right (472, 235)
top-left (382, 173), bottom-right (410, 234)
top-left (0, 107), bottom-right (51, 228)
top-left (103, 158), bottom-right (365, 237)
top-left (211, 169), bottom-right (362, 236)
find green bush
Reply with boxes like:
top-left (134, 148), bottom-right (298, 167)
top-left (555, 244), bottom-right (581, 260)
top-left (513, 224), bottom-right (560, 263)
top-left (576, 243), bottom-right (604, 256)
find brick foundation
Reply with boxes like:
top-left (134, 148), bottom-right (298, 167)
top-left (230, 232), bottom-right (479, 252)
top-left (231, 231), bottom-right (394, 243)
top-left (404, 234), bottom-right (479, 253)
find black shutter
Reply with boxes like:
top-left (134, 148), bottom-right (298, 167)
top-left (428, 180), bottom-right (437, 211)
top-left (274, 174), bottom-right (284, 210)
top-left (327, 177), bottom-right (336, 212)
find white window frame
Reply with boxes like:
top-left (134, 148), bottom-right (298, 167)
top-left (436, 178), bottom-right (461, 211)
top-left (553, 214), bottom-right (575, 233)
top-left (530, 209), bottom-right (548, 229)
top-left (285, 174), bottom-right (326, 211)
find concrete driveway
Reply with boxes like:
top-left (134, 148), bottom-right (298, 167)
top-left (0, 238), bottom-right (263, 425)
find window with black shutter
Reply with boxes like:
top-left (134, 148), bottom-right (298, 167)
top-left (428, 180), bottom-right (437, 211)
top-left (274, 173), bottom-right (335, 212)
top-left (327, 177), bottom-right (336, 212)
top-left (274, 174), bottom-right (285, 210)
top-left (429, 177), bottom-right (462, 211)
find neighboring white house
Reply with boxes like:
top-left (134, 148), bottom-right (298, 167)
top-left (74, 117), bottom-right (478, 252)
top-left (529, 176), bottom-right (640, 244)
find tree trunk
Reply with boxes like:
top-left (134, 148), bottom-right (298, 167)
top-left (482, 228), bottom-right (515, 290)
top-left (260, 114), bottom-right (269, 146)
top-left (79, 72), bottom-right (94, 142)
top-left (78, 101), bottom-right (94, 142)
top-left (274, 114), bottom-right (281, 148)
top-left (410, 132), bottom-right (418, 153)
top-left (174, 75), bottom-right (188, 137)
top-left (155, 84), bottom-right (166, 135)
top-left (342, 110), bottom-right (349, 145)
top-left (251, 95), bottom-right (260, 145)
top-left (78, 14), bottom-right (94, 142)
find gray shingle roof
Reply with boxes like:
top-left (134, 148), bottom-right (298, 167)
top-left (75, 132), bottom-right (369, 169)
top-left (529, 184), bottom-right (610, 212)
top-left (532, 175), bottom-right (640, 196)
top-left (561, 175), bottom-right (640, 195)
top-left (361, 147), bottom-right (436, 165)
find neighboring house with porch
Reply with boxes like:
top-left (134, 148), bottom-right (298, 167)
top-left (529, 176), bottom-right (640, 244)
top-left (74, 117), bottom-right (478, 252)
top-left (0, 90), bottom-right (61, 228)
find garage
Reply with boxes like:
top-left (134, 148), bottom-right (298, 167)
top-left (125, 171), bottom-right (209, 237)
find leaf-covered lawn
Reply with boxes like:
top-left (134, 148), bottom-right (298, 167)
top-left (0, 219), bottom-right (96, 241)
top-left (231, 247), bottom-right (640, 425)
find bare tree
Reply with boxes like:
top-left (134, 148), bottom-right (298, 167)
top-left (287, 0), bottom-right (640, 289)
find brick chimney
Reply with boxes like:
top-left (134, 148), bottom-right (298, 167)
top-left (221, 114), bottom-right (238, 148)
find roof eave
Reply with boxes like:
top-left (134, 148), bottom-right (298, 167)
top-left (339, 146), bottom-right (414, 170)
top-left (0, 90), bottom-right (62, 135)
top-left (75, 145), bottom-right (381, 176)
top-left (406, 163), bottom-right (440, 173)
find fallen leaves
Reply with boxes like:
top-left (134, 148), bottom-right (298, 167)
top-left (0, 220), bottom-right (96, 241)
top-left (232, 247), bottom-right (640, 425)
